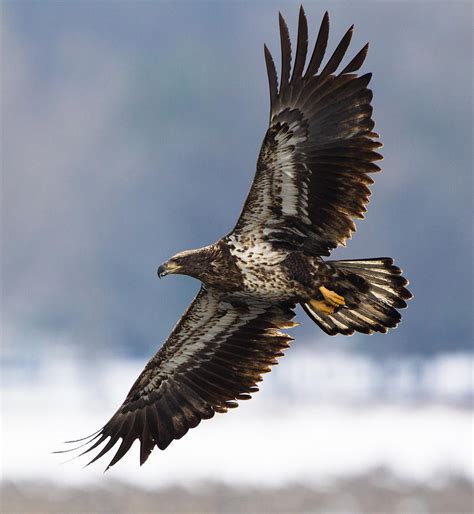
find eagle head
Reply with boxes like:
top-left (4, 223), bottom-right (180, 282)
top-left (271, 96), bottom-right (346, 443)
top-left (157, 246), bottom-right (219, 280)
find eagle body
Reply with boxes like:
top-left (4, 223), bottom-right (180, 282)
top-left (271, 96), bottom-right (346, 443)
top-left (192, 238), bottom-right (345, 308)
top-left (226, 236), bottom-right (308, 301)
top-left (62, 7), bottom-right (412, 470)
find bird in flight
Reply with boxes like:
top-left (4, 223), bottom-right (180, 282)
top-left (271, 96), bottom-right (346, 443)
top-left (61, 6), bottom-right (411, 470)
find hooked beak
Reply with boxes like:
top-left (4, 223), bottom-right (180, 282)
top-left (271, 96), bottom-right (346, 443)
top-left (157, 264), bottom-right (167, 278)
top-left (157, 261), bottom-right (182, 279)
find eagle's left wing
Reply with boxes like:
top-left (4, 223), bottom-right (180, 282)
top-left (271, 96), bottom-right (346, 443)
top-left (232, 8), bottom-right (382, 256)
top-left (61, 287), bottom-right (295, 469)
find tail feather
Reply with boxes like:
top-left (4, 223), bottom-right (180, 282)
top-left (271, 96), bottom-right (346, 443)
top-left (302, 258), bottom-right (412, 336)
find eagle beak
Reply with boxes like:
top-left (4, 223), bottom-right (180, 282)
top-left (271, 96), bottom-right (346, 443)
top-left (157, 261), bottom-right (182, 278)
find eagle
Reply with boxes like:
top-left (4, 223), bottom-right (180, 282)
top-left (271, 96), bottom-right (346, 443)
top-left (61, 7), bottom-right (411, 469)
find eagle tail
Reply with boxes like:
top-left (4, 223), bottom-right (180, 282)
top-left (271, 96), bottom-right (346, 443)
top-left (302, 258), bottom-right (412, 335)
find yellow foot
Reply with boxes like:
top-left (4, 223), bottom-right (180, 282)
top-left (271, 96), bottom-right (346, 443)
top-left (319, 285), bottom-right (346, 307)
top-left (309, 299), bottom-right (336, 315)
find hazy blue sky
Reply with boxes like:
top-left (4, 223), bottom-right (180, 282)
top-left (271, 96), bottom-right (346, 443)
top-left (2, 1), bottom-right (472, 361)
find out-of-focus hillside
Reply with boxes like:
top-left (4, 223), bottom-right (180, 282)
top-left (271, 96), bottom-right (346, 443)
top-left (2, 1), bottom-right (472, 359)
top-left (2, 473), bottom-right (472, 514)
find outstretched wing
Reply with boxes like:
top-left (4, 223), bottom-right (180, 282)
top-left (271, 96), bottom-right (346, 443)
top-left (232, 8), bottom-right (382, 256)
top-left (62, 287), bottom-right (296, 469)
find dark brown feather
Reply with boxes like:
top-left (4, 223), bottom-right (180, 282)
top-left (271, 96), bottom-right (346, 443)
top-left (304, 11), bottom-right (329, 79)
top-left (340, 43), bottom-right (369, 74)
top-left (319, 25), bottom-right (353, 78)
top-left (291, 6), bottom-right (308, 82)
top-left (264, 45), bottom-right (278, 113)
top-left (279, 13), bottom-right (292, 93)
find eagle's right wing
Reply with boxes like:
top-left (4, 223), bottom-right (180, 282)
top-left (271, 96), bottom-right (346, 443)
top-left (61, 287), bottom-right (296, 469)
top-left (232, 8), bottom-right (382, 256)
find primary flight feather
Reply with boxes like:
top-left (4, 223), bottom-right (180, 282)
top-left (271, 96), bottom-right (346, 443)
top-left (61, 7), bottom-right (411, 469)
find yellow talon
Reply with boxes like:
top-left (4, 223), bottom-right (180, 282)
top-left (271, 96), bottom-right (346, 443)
top-left (308, 286), bottom-right (345, 316)
top-left (319, 285), bottom-right (346, 307)
top-left (309, 299), bottom-right (336, 316)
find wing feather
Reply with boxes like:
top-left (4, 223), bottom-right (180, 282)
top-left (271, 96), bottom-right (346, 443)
top-left (340, 43), bottom-right (369, 74)
top-left (62, 287), bottom-right (295, 468)
top-left (291, 6), bottom-right (308, 82)
top-left (278, 13), bottom-right (292, 94)
top-left (264, 44), bottom-right (278, 114)
top-left (304, 11), bottom-right (329, 79)
top-left (232, 11), bottom-right (380, 256)
top-left (319, 25), bottom-right (353, 78)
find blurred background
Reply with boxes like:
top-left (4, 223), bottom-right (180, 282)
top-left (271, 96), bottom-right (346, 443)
top-left (1, 1), bottom-right (472, 512)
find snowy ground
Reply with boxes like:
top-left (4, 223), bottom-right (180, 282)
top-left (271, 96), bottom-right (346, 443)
top-left (2, 348), bottom-right (472, 491)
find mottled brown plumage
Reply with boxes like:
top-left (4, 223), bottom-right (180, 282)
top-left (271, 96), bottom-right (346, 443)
top-left (59, 7), bottom-right (411, 470)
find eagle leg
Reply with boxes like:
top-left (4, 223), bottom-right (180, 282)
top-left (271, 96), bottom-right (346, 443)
top-left (309, 298), bottom-right (336, 315)
top-left (319, 285), bottom-right (346, 308)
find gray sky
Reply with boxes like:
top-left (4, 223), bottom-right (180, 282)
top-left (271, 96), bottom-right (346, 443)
top-left (1, 1), bottom-right (472, 361)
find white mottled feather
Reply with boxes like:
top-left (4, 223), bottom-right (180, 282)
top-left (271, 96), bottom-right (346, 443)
top-left (158, 289), bottom-right (263, 376)
top-left (234, 117), bottom-right (312, 240)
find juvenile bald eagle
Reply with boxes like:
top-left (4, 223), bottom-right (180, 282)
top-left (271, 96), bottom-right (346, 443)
top-left (62, 7), bottom-right (411, 469)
